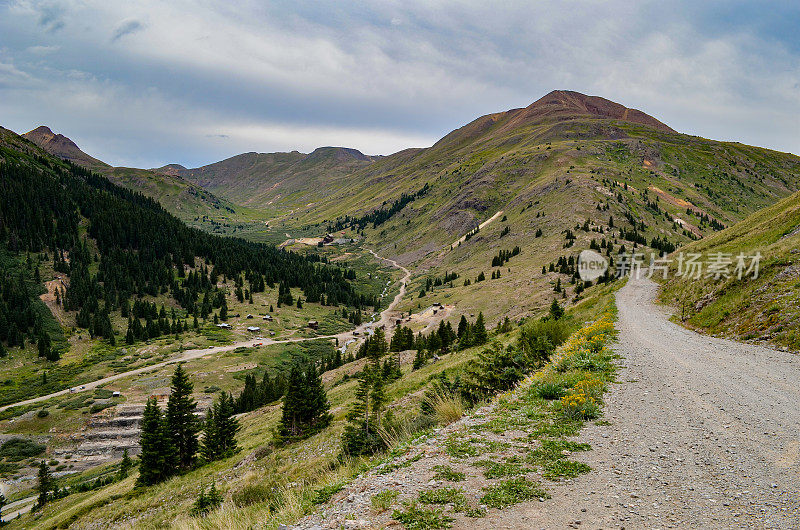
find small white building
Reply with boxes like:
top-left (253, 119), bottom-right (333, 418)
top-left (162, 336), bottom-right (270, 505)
top-left (247, 326), bottom-right (261, 332)
top-left (216, 323), bottom-right (232, 329)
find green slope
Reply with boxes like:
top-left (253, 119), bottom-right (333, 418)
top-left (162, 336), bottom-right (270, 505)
top-left (20, 126), bottom-right (236, 225)
top-left (171, 146), bottom-right (376, 210)
top-left (659, 189), bottom-right (800, 349)
top-left (262, 90), bottom-right (800, 324)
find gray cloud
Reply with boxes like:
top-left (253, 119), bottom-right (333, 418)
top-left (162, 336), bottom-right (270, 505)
top-left (111, 19), bottom-right (144, 42)
top-left (0, 0), bottom-right (797, 168)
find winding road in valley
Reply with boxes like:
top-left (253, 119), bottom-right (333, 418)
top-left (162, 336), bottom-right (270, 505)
top-left (472, 274), bottom-right (800, 529)
top-left (0, 250), bottom-right (411, 414)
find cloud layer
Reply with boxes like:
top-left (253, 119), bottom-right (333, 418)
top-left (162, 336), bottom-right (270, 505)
top-left (1, 0), bottom-right (798, 167)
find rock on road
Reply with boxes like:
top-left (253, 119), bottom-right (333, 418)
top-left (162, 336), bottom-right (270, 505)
top-left (468, 275), bottom-right (800, 529)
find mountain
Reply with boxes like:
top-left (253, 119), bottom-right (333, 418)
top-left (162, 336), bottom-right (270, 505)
top-left (22, 125), bottom-right (109, 170)
top-left (171, 146), bottom-right (376, 207)
top-left (260, 89), bottom-right (800, 322)
top-left (22, 126), bottom-right (234, 224)
top-left (660, 188), bottom-right (800, 349)
top-left (13, 90), bottom-right (800, 324)
top-left (0, 125), bottom-right (366, 402)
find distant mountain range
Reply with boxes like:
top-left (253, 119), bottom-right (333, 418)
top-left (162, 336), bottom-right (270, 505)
top-left (16, 90), bottom-right (800, 322)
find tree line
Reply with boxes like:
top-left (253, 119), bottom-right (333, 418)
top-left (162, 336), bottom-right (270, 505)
top-left (0, 139), bottom-right (373, 356)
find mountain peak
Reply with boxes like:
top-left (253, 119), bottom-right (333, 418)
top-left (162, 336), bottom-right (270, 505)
top-left (25, 125), bottom-right (81, 149)
top-left (526, 90), bottom-right (675, 132)
top-left (305, 146), bottom-right (371, 163)
top-left (23, 125), bottom-right (108, 168)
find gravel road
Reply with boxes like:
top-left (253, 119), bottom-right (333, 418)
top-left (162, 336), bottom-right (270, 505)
top-left (469, 274), bottom-right (800, 529)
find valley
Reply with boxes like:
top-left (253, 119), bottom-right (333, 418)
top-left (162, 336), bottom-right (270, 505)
top-left (1, 90), bottom-right (799, 529)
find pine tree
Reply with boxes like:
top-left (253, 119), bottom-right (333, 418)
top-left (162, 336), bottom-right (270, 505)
top-left (36, 460), bottom-right (55, 507)
top-left (166, 364), bottom-right (200, 470)
top-left (137, 397), bottom-right (170, 486)
top-left (457, 315), bottom-right (468, 338)
top-left (473, 312), bottom-right (488, 346)
top-left (279, 363), bottom-right (331, 441)
top-left (342, 346), bottom-right (387, 455)
top-left (301, 363), bottom-right (332, 434)
top-left (118, 449), bottom-right (132, 479)
top-left (201, 392), bottom-right (239, 460)
top-left (37, 332), bottom-right (51, 360)
top-left (200, 405), bottom-right (218, 461)
top-left (278, 364), bottom-right (304, 440)
top-left (549, 299), bottom-right (564, 320)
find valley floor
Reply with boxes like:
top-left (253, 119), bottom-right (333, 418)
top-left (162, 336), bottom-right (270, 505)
top-left (474, 275), bottom-right (800, 529)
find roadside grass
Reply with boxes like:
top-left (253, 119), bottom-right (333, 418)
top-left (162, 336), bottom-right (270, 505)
top-left (418, 487), bottom-right (468, 512)
top-left (392, 503), bottom-right (454, 530)
top-left (432, 465), bottom-right (465, 482)
top-left (371, 489), bottom-right (399, 511)
top-left (480, 477), bottom-right (549, 509)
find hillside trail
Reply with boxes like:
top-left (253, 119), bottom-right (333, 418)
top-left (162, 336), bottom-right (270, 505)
top-left (0, 249), bottom-right (411, 413)
top-left (447, 210), bottom-right (504, 251)
top-left (467, 274), bottom-right (800, 529)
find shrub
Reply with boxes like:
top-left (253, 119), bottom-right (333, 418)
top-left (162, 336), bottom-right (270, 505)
top-left (190, 483), bottom-right (223, 517)
top-left (313, 482), bottom-right (345, 504)
top-left (461, 343), bottom-right (527, 403)
top-left (418, 487), bottom-right (467, 511)
top-left (423, 389), bottom-right (465, 426)
top-left (558, 392), bottom-right (600, 420)
top-left (37, 409), bottom-right (50, 418)
top-left (542, 459), bottom-right (591, 479)
top-left (474, 459), bottom-right (530, 479)
top-left (93, 389), bottom-right (114, 399)
top-left (0, 438), bottom-right (46, 461)
top-left (517, 318), bottom-right (572, 366)
top-left (534, 381), bottom-right (565, 400)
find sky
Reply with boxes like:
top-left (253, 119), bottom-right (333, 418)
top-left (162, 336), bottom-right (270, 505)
top-left (0, 0), bottom-right (798, 168)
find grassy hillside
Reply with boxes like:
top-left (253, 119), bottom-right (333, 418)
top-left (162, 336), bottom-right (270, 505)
top-left (2, 279), bottom-right (622, 529)
top-left (659, 189), bottom-right (800, 349)
top-left (172, 147), bottom-right (376, 211)
top-left (20, 127), bottom-right (238, 226)
top-left (259, 91), bottom-right (800, 326)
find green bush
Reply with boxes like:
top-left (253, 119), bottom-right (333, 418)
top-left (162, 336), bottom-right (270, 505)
top-left (190, 483), bottom-right (223, 517)
top-left (93, 388), bottom-right (114, 399)
top-left (0, 437), bottom-right (46, 461)
top-left (517, 318), bottom-right (572, 366)
top-left (313, 482), bottom-right (345, 504)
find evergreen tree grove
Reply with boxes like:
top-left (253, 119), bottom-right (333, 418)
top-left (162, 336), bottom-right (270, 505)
top-left (201, 392), bottom-right (240, 461)
top-left (278, 362), bottom-right (332, 442)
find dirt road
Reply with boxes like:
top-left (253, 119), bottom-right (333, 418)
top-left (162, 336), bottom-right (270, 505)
top-left (0, 250), bottom-right (411, 414)
top-left (469, 274), bottom-right (800, 529)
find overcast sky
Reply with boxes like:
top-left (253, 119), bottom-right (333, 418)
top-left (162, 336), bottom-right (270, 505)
top-left (1, 0), bottom-right (798, 168)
